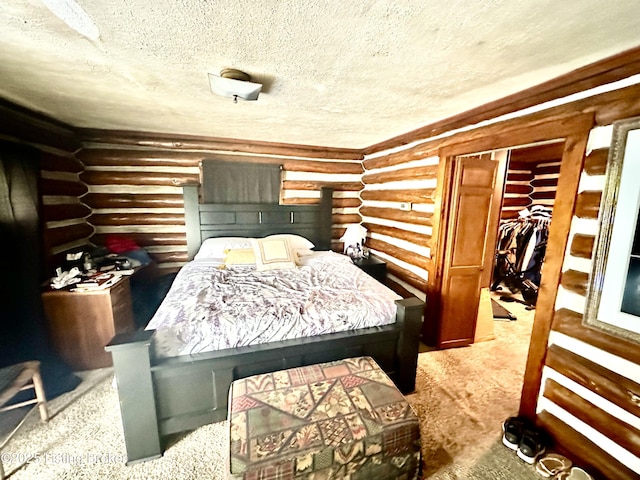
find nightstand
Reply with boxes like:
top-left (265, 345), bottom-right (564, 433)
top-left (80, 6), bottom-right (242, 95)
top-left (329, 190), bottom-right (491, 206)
top-left (352, 256), bottom-right (387, 284)
top-left (41, 276), bottom-right (135, 370)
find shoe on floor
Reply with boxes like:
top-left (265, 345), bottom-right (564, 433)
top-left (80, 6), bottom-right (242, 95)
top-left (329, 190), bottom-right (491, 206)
top-left (536, 453), bottom-right (572, 477)
top-left (517, 427), bottom-right (546, 464)
top-left (555, 466), bottom-right (594, 479)
top-left (502, 416), bottom-right (527, 450)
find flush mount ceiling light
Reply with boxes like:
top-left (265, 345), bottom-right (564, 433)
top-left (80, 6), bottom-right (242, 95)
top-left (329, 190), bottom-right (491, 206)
top-left (208, 69), bottom-right (262, 103)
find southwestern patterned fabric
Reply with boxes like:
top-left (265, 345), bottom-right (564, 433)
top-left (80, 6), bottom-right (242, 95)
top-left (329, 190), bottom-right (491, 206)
top-left (228, 357), bottom-right (421, 480)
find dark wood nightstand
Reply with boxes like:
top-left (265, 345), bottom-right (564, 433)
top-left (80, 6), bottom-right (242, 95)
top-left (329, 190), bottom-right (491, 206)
top-left (352, 256), bottom-right (387, 284)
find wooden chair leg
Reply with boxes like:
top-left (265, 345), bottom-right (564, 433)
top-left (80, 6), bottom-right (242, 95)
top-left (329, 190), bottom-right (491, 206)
top-left (31, 370), bottom-right (49, 422)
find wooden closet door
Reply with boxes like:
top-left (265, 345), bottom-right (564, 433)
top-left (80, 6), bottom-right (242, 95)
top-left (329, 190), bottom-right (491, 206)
top-left (436, 154), bottom-right (500, 348)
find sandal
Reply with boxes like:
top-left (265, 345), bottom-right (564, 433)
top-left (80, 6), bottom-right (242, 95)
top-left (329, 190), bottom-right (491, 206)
top-left (536, 453), bottom-right (572, 477)
top-left (556, 466), bottom-right (594, 480)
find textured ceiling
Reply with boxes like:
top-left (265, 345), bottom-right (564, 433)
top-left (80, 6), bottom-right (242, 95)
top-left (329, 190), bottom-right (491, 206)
top-left (1, 1), bottom-right (639, 149)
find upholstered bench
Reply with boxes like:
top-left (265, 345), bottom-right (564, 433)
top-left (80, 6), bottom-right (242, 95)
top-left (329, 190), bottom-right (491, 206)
top-left (228, 356), bottom-right (421, 479)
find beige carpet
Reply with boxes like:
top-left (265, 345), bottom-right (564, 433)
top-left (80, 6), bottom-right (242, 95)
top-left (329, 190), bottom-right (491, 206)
top-left (408, 294), bottom-right (538, 478)
top-left (2, 304), bottom-right (541, 479)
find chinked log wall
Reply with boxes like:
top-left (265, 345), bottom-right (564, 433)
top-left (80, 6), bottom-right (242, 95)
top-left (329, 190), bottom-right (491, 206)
top-left (360, 64), bottom-right (640, 478)
top-left (531, 160), bottom-right (561, 209)
top-left (76, 134), bottom-right (364, 272)
top-left (501, 159), bottom-right (561, 220)
top-left (501, 143), bottom-right (562, 220)
top-left (40, 153), bottom-right (92, 271)
top-left (501, 160), bottom-right (535, 220)
top-left (0, 101), bottom-right (92, 276)
top-left (540, 136), bottom-right (640, 480)
top-left (360, 146), bottom-right (437, 301)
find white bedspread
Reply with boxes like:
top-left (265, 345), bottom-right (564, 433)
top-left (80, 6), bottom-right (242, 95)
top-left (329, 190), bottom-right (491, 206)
top-left (146, 251), bottom-right (400, 358)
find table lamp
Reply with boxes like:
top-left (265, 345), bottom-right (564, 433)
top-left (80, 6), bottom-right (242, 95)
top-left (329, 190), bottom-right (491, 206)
top-left (340, 224), bottom-right (368, 260)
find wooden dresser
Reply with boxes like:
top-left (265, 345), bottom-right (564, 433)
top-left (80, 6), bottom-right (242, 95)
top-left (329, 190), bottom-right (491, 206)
top-left (41, 276), bottom-right (135, 370)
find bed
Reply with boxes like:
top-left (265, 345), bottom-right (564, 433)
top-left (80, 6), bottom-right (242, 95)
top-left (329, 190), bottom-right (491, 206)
top-left (106, 185), bottom-right (425, 465)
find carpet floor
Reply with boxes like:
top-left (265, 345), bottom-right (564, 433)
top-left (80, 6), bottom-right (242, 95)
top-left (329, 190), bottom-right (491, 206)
top-left (2, 306), bottom-right (541, 479)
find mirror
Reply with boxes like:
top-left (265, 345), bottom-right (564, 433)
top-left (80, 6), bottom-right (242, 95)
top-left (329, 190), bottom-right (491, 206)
top-left (584, 116), bottom-right (640, 343)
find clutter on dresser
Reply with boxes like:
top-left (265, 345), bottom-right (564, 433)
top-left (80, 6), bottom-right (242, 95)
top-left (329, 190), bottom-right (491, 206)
top-left (95, 255), bottom-right (135, 275)
top-left (49, 266), bottom-right (123, 292)
top-left (89, 234), bottom-right (153, 273)
top-left (49, 246), bottom-right (140, 290)
top-left (70, 271), bottom-right (123, 292)
top-left (61, 250), bottom-right (85, 272)
top-left (50, 249), bottom-right (94, 289)
top-left (50, 266), bottom-right (82, 290)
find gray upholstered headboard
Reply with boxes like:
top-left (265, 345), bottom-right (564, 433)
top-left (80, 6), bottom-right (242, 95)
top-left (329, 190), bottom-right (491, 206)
top-left (183, 185), bottom-right (333, 260)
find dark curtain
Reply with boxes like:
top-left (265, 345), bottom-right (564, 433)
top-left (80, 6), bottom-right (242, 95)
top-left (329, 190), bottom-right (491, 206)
top-left (0, 141), bottom-right (79, 399)
top-left (201, 160), bottom-right (282, 203)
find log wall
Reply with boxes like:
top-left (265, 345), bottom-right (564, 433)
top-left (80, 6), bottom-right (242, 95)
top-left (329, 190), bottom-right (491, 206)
top-left (530, 159), bottom-right (561, 209)
top-left (40, 153), bottom-right (92, 274)
top-left (360, 147), bottom-right (438, 301)
top-left (501, 143), bottom-right (563, 220)
top-left (538, 126), bottom-right (640, 479)
top-left (361, 77), bottom-right (640, 478)
top-left (77, 139), bottom-right (363, 272)
top-left (501, 160), bottom-right (535, 220)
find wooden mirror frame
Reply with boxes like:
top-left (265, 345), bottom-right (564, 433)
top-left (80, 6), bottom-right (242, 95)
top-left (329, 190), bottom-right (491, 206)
top-left (584, 115), bottom-right (640, 343)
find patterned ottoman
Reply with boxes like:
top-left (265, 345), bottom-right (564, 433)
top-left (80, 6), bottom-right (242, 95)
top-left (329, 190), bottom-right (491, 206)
top-left (228, 356), bottom-right (421, 479)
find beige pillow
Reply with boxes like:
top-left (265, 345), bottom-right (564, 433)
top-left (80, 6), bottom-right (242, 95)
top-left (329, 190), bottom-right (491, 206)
top-left (224, 248), bottom-right (256, 266)
top-left (251, 238), bottom-right (297, 271)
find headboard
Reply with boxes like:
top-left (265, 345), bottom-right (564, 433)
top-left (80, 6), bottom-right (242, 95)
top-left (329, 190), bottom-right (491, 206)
top-left (183, 185), bottom-right (333, 260)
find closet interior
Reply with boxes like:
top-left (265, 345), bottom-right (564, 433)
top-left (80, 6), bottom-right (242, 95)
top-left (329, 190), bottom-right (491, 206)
top-left (490, 141), bottom-right (564, 315)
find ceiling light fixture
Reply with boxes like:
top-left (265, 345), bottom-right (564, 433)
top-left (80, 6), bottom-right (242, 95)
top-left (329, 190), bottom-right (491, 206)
top-left (208, 69), bottom-right (262, 103)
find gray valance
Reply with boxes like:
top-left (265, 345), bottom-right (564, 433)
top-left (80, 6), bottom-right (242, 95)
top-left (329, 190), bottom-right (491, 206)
top-left (201, 160), bottom-right (282, 203)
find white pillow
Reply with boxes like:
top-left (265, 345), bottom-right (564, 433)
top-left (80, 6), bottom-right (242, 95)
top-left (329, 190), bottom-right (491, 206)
top-left (251, 238), bottom-right (297, 271)
top-left (194, 237), bottom-right (253, 260)
top-left (295, 248), bottom-right (315, 258)
top-left (265, 234), bottom-right (314, 250)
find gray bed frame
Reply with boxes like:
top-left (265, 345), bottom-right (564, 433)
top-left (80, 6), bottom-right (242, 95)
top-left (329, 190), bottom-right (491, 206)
top-left (106, 185), bottom-right (425, 465)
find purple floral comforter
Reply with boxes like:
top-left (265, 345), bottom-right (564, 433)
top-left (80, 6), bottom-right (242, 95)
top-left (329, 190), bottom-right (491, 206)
top-left (146, 252), bottom-right (400, 358)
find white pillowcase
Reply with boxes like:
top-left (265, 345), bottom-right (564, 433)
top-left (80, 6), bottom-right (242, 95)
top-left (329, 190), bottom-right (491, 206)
top-left (194, 237), bottom-right (253, 260)
top-left (265, 234), bottom-right (315, 250)
top-left (195, 235), bottom-right (314, 261)
top-left (251, 238), bottom-right (297, 271)
top-left (295, 248), bottom-right (315, 258)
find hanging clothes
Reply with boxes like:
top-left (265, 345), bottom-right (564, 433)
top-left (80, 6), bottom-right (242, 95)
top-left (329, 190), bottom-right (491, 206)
top-left (492, 206), bottom-right (551, 289)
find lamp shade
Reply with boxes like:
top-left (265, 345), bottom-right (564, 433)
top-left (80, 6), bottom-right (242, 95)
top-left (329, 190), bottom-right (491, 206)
top-left (339, 224), bottom-right (368, 253)
top-left (208, 69), bottom-right (262, 101)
